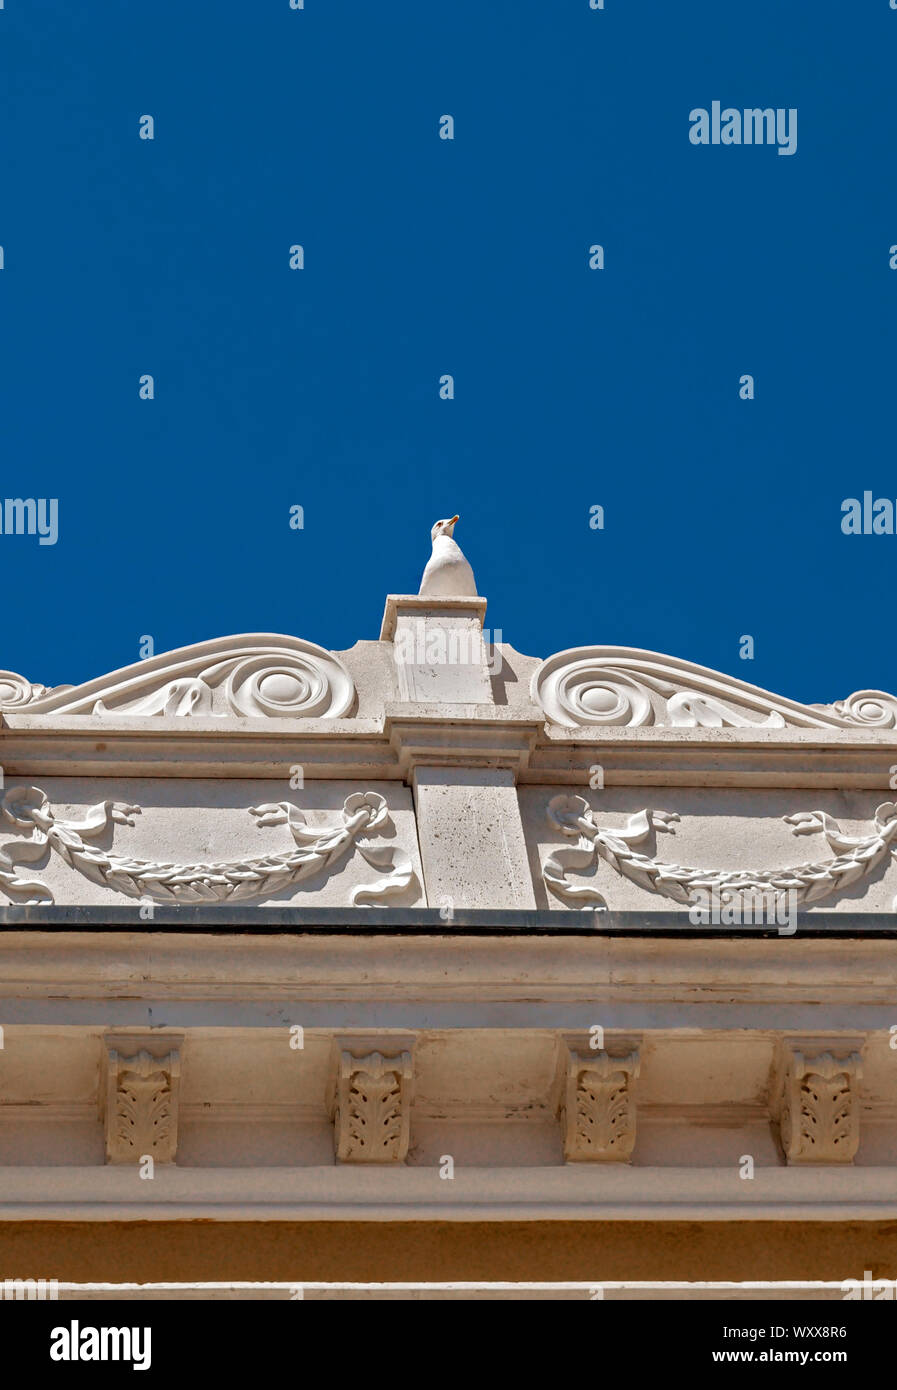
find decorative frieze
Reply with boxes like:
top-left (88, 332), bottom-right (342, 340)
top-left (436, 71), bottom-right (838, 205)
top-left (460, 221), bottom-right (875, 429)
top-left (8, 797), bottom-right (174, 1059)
top-left (101, 1037), bottom-right (182, 1165)
top-left (332, 1050), bottom-right (413, 1163)
top-left (778, 1047), bottom-right (863, 1165)
top-left (544, 794), bottom-right (897, 911)
top-left (0, 785), bottom-right (415, 905)
top-left (563, 1048), bottom-right (640, 1162)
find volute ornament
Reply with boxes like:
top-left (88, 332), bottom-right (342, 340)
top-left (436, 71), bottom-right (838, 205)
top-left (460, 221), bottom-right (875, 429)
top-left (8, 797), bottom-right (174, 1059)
top-left (532, 646), bottom-right (897, 730)
top-left (0, 634), bottom-right (355, 719)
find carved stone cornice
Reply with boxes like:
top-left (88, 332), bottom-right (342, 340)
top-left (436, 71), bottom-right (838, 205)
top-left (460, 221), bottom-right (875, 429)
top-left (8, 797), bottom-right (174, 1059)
top-left (776, 1043), bottom-right (863, 1165)
top-left (531, 724), bottom-right (897, 791)
top-left (331, 1049), bottom-right (414, 1163)
top-left (100, 1033), bottom-right (184, 1165)
top-left (3, 624), bottom-right (897, 792)
top-left (384, 705), bottom-right (542, 780)
top-left (380, 594), bottom-right (488, 641)
top-left (561, 1043), bottom-right (641, 1162)
top-left (4, 709), bottom-right (897, 789)
top-left (2, 1164), bottom-right (897, 1222)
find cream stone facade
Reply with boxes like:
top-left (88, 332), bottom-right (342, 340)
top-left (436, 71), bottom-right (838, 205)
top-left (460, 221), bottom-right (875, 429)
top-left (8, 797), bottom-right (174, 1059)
top-left (1, 548), bottom-right (897, 1298)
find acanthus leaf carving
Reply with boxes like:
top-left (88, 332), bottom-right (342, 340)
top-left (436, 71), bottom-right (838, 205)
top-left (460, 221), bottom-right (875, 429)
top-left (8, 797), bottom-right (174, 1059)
top-left (0, 786), bottom-right (416, 906)
top-left (332, 1050), bottom-right (413, 1163)
top-left (544, 794), bottom-right (897, 911)
top-left (532, 645), bottom-right (897, 731)
top-left (102, 1044), bottom-right (181, 1165)
top-left (564, 1048), bottom-right (640, 1162)
top-left (778, 1048), bottom-right (862, 1164)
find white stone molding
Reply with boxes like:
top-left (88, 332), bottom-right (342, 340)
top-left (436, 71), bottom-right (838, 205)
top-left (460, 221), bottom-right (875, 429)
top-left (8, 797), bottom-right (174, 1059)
top-left (4, 1164), bottom-right (897, 1222)
top-left (0, 786), bottom-right (415, 905)
top-left (331, 1050), bottom-right (413, 1163)
top-left (0, 634), bottom-right (355, 719)
top-left (532, 645), bottom-right (897, 731)
top-left (777, 1047), bottom-right (863, 1165)
top-left (563, 1047), bottom-right (640, 1162)
top-left (380, 594), bottom-right (488, 642)
top-left (0, 672), bottom-right (58, 708)
top-left (101, 1037), bottom-right (183, 1165)
top-left (2, 933), bottom-right (895, 1017)
top-left (544, 794), bottom-right (897, 910)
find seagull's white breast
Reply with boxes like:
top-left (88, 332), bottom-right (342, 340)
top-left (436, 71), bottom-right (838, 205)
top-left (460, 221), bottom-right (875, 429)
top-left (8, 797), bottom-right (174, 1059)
top-left (418, 536), bottom-right (478, 596)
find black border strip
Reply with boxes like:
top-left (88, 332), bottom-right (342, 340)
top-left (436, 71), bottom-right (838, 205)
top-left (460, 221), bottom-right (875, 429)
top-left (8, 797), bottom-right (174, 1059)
top-left (0, 906), bottom-right (896, 937)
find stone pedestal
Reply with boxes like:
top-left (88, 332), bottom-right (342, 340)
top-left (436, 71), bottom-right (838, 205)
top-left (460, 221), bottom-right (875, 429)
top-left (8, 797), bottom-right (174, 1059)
top-left (381, 594), bottom-right (491, 704)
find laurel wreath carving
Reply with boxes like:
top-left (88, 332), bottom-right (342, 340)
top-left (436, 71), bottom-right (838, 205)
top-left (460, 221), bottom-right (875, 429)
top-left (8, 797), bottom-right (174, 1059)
top-left (544, 794), bottom-right (897, 910)
top-left (0, 786), bottom-right (414, 905)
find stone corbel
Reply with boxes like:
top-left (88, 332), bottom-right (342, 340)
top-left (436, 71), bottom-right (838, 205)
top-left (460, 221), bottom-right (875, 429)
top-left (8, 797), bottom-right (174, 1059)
top-left (775, 1042), bottom-right (863, 1165)
top-left (100, 1033), bottom-right (183, 1165)
top-left (329, 1042), bottom-right (414, 1163)
top-left (560, 1037), bottom-right (641, 1162)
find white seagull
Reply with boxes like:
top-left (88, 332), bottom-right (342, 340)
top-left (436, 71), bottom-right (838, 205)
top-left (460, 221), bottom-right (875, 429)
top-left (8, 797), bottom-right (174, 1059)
top-left (417, 515), bottom-right (478, 597)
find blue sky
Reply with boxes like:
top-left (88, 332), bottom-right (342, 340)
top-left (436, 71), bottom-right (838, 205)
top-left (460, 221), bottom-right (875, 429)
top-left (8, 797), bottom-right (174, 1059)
top-left (2, 0), bottom-right (896, 705)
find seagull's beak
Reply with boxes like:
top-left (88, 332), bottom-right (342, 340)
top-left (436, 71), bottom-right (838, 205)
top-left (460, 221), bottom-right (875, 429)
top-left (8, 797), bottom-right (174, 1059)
top-left (450, 515), bottom-right (460, 525)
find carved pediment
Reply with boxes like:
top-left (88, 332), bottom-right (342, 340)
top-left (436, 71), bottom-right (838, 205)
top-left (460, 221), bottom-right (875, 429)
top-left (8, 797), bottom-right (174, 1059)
top-left (532, 645), bottom-right (897, 730)
top-left (0, 634), bottom-right (355, 719)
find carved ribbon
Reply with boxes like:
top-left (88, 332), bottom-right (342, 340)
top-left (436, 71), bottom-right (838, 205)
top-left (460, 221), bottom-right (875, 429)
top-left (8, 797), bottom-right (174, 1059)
top-left (544, 795), bottom-right (897, 910)
top-left (0, 786), bottom-right (413, 905)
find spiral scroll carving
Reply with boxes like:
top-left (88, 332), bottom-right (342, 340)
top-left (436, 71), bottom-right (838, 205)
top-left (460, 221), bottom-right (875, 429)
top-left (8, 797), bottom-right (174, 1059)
top-left (0, 635), bottom-right (355, 719)
top-left (0, 671), bottom-right (50, 709)
top-left (532, 646), bottom-right (897, 730)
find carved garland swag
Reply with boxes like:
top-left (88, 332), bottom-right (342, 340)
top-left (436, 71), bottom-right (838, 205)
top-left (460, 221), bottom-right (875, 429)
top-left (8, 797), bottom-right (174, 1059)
top-left (0, 786), bottom-right (414, 905)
